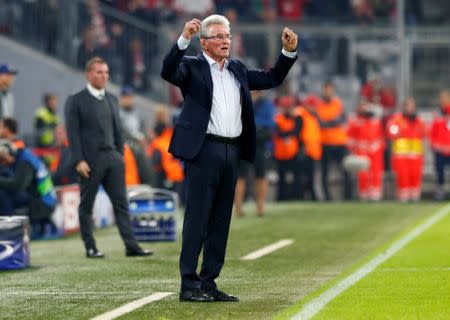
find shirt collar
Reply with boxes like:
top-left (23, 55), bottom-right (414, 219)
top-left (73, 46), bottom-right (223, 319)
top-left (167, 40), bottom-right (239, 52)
top-left (87, 83), bottom-right (106, 99)
top-left (202, 52), bottom-right (229, 70)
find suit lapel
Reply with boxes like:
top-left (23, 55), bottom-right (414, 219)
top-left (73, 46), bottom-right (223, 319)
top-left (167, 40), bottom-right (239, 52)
top-left (198, 54), bottom-right (213, 98)
top-left (226, 61), bottom-right (242, 83)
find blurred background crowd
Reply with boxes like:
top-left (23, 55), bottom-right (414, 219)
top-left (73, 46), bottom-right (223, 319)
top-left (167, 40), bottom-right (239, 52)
top-left (1, 0), bottom-right (450, 230)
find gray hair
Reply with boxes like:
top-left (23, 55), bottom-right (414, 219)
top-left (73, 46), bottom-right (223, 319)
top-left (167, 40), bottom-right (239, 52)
top-left (200, 15), bottom-right (230, 38)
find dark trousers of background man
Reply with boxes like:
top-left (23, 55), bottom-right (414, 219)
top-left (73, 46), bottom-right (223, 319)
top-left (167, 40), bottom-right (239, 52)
top-left (321, 145), bottom-right (352, 201)
top-left (434, 152), bottom-right (450, 187)
top-left (297, 155), bottom-right (318, 201)
top-left (180, 139), bottom-right (240, 292)
top-left (277, 158), bottom-right (300, 201)
top-left (78, 150), bottom-right (140, 251)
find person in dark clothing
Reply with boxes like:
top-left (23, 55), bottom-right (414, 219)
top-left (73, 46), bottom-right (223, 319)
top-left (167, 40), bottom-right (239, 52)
top-left (65, 56), bottom-right (152, 258)
top-left (77, 26), bottom-right (105, 70)
top-left (51, 125), bottom-right (78, 186)
top-left (0, 140), bottom-right (57, 237)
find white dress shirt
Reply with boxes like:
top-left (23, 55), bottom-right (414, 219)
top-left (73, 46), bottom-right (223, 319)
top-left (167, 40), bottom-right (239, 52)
top-left (177, 35), bottom-right (297, 138)
top-left (87, 83), bottom-right (106, 100)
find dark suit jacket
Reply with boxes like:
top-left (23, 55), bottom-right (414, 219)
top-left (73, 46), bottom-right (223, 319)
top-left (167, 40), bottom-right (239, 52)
top-left (161, 43), bottom-right (297, 162)
top-left (65, 88), bottom-right (124, 168)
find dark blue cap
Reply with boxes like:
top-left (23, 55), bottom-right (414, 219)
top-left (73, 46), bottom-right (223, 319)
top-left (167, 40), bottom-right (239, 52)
top-left (0, 64), bottom-right (18, 75)
top-left (121, 86), bottom-right (133, 96)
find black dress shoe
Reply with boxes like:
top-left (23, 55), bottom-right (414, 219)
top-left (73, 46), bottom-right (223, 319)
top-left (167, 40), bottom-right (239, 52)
top-left (86, 248), bottom-right (105, 258)
top-left (207, 289), bottom-right (239, 302)
top-left (125, 248), bottom-right (153, 257)
top-left (179, 289), bottom-right (214, 302)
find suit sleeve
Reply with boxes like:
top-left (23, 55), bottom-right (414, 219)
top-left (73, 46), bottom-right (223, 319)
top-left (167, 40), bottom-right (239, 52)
top-left (160, 43), bottom-right (190, 87)
top-left (112, 96), bottom-right (124, 155)
top-left (246, 53), bottom-right (297, 91)
top-left (64, 95), bottom-right (84, 166)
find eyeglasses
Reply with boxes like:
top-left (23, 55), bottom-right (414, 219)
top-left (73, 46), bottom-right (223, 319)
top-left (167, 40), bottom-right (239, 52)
top-left (203, 34), bottom-right (232, 40)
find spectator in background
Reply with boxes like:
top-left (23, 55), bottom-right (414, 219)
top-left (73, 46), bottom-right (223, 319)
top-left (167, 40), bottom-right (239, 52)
top-left (123, 37), bottom-right (148, 92)
top-left (349, 0), bottom-right (375, 24)
top-left (234, 91), bottom-right (275, 217)
top-left (277, 0), bottom-right (309, 21)
top-left (429, 89), bottom-right (450, 200)
top-left (273, 95), bottom-right (302, 201)
top-left (34, 93), bottom-right (60, 148)
top-left (216, 0), bottom-right (259, 21)
top-left (387, 97), bottom-right (427, 202)
top-left (118, 86), bottom-right (153, 185)
top-left (173, 0), bottom-right (215, 18)
top-left (41, 0), bottom-right (59, 55)
top-left (51, 125), bottom-right (78, 186)
top-left (0, 64), bottom-right (18, 119)
top-left (360, 73), bottom-right (396, 118)
top-left (147, 106), bottom-right (184, 200)
top-left (316, 81), bottom-right (351, 200)
top-left (0, 140), bottom-right (57, 238)
top-left (85, 0), bottom-right (111, 48)
top-left (119, 86), bottom-right (146, 147)
top-left (77, 26), bottom-right (104, 70)
top-left (223, 8), bottom-right (244, 60)
top-left (0, 118), bottom-right (25, 149)
top-left (294, 95), bottom-right (322, 201)
top-left (347, 99), bottom-right (385, 201)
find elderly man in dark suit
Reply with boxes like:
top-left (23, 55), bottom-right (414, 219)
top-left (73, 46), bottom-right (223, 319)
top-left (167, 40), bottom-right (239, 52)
top-left (65, 57), bottom-right (152, 258)
top-left (161, 14), bottom-right (298, 302)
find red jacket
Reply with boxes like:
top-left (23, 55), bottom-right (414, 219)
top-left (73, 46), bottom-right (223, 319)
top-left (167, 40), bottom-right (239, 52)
top-left (347, 115), bottom-right (384, 154)
top-left (430, 112), bottom-right (450, 155)
top-left (387, 113), bottom-right (427, 157)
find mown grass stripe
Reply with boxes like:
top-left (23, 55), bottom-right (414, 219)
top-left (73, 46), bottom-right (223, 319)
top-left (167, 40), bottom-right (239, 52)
top-left (292, 203), bottom-right (450, 320)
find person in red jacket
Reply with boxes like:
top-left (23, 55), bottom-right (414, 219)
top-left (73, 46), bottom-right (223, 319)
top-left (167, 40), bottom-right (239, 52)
top-left (387, 97), bottom-right (427, 202)
top-left (429, 89), bottom-right (450, 200)
top-left (347, 99), bottom-right (385, 200)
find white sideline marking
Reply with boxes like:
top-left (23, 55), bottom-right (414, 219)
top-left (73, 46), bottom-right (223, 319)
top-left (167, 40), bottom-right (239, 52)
top-left (241, 239), bottom-right (294, 260)
top-left (91, 292), bottom-right (173, 320)
top-left (292, 203), bottom-right (450, 320)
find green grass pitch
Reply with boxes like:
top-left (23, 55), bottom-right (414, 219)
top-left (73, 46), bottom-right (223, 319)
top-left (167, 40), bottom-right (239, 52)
top-left (0, 202), bottom-right (448, 319)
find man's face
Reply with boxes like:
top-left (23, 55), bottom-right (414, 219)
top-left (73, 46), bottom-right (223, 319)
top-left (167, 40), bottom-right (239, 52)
top-left (322, 84), bottom-right (335, 100)
top-left (439, 90), bottom-right (450, 108)
top-left (48, 96), bottom-right (58, 112)
top-left (120, 95), bottom-right (134, 110)
top-left (0, 74), bottom-right (10, 90)
top-left (201, 23), bottom-right (231, 62)
top-left (86, 62), bottom-right (109, 90)
top-left (0, 121), bottom-right (8, 139)
top-left (403, 98), bottom-right (416, 114)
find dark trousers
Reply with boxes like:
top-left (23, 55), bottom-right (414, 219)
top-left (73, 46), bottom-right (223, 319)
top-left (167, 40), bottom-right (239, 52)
top-left (277, 159), bottom-right (299, 201)
top-left (298, 156), bottom-right (318, 201)
top-left (321, 145), bottom-right (352, 200)
top-left (78, 150), bottom-right (139, 251)
top-left (180, 139), bottom-right (240, 292)
top-left (434, 152), bottom-right (450, 186)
